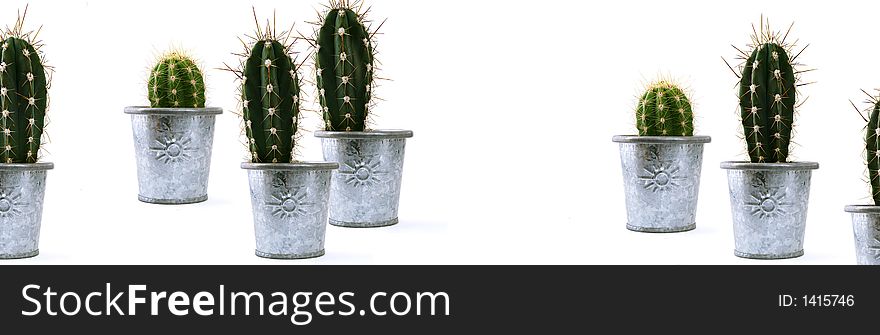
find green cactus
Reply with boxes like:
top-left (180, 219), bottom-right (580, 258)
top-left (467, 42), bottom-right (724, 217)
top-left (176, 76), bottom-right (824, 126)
top-left (855, 91), bottom-right (880, 205)
top-left (315, 0), bottom-right (377, 132)
top-left (227, 12), bottom-right (302, 163)
top-left (636, 81), bottom-right (693, 136)
top-left (148, 52), bottom-right (206, 108)
top-left (0, 7), bottom-right (48, 164)
top-left (732, 18), bottom-right (807, 164)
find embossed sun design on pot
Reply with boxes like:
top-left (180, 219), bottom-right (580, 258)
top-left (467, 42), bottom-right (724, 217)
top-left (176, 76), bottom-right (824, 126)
top-left (745, 187), bottom-right (792, 219)
top-left (150, 135), bottom-right (195, 164)
top-left (267, 187), bottom-right (316, 219)
top-left (0, 189), bottom-right (24, 218)
top-left (340, 156), bottom-right (386, 187)
top-left (639, 161), bottom-right (683, 192)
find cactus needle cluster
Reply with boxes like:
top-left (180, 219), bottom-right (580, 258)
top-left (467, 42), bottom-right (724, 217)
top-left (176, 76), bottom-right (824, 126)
top-left (0, 7), bottom-right (49, 164)
top-left (729, 17), bottom-right (809, 164)
top-left (148, 52), bottom-right (206, 108)
top-left (227, 11), bottom-right (303, 164)
top-left (636, 81), bottom-right (693, 136)
top-left (311, 0), bottom-right (380, 132)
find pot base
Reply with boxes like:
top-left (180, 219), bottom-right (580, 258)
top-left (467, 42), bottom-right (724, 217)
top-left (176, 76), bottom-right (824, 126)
top-left (734, 250), bottom-right (804, 260)
top-left (0, 249), bottom-right (39, 260)
top-left (627, 223), bottom-right (695, 233)
top-left (330, 217), bottom-right (399, 228)
top-left (138, 195), bottom-right (208, 205)
top-left (255, 249), bottom-right (325, 260)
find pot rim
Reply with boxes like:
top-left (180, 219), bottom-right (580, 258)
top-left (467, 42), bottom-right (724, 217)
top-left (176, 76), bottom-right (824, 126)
top-left (124, 106), bottom-right (223, 115)
top-left (720, 161), bottom-right (819, 171)
top-left (612, 135), bottom-right (711, 144)
top-left (315, 129), bottom-right (413, 139)
top-left (241, 162), bottom-right (339, 171)
top-left (845, 205), bottom-right (880, 213)
top-left (0, 162), bottom-right (54, 171)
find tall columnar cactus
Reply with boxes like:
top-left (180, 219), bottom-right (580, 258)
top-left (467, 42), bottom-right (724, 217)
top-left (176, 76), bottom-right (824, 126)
top-left (227, 14), bottom-right (302, 164)
top-left (148, 52), bottom-right (206, 108)
top-left (314, 0), bottom-right (377, 132)
top-left (0, 8), bottom-right (48, 164)
top-left (636, 81), bottom-right (693, 136)
top-left (861, 93), bottom-right (880, 205)
top-left (733, 18), bottom-right (808, 164)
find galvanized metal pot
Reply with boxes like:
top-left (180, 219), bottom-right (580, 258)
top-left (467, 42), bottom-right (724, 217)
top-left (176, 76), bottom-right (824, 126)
top-left (242, 162), bottom-right (338, 259)
top-left (612, 135), bottom-right (711, 233)
top-left (844, 205), bottom-right (880, 265)
top-left (721, 162), bottom-right (819, 259)
top-left (0, 163), bottom-right (53, 259)
top-left (315, 130), bottom-right (414, 228)
top-left (125, 107), bottom-right (222, 204)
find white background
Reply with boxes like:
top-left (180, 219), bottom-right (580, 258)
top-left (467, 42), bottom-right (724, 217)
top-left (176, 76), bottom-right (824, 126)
top-left (1, 0), bottom-right (874, 264)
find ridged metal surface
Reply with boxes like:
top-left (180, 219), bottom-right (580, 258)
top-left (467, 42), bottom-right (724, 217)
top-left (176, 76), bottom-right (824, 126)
top-left (845, 205), bottom-right (880, 265)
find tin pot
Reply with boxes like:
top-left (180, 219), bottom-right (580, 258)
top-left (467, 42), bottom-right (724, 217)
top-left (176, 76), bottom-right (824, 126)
top-left (242, 162), bottom-right (338, 259)
top-left (315, 130), bottom-right (414, 228)
top-left (721, 162), bottom-right (819, 259)
top-left (125, 106), bottom-right (222, 204)
top-left (0, 163), bottom-right (53, 259)
top-left (612, 135), bottom-right (711, 233)
top-left (844, 205), bottom-right (880, 265)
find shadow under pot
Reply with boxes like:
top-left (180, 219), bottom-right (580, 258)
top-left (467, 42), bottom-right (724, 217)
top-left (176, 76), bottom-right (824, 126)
top-left (612, 135), bottom-right (711, 233)
top-left (844, 205), bottom-right (880, 265)
top-left (721, 162), bottom-right (819, 260)
top-left (0, 163), bottom-right (53, 259)
top-left (242, 162), bottom-right (338, 259)
top-left (315, 130), bottom-right (414, 228)
top-left (125, 107), bottom-right (222, 204)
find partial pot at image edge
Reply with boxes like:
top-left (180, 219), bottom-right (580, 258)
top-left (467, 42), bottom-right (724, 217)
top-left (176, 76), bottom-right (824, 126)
top-left (613, 135), bottom-right (711, 233)
top-left (0, 163), bottom-right (53, 259)
top-left (242, 162), bottom-right (339, 259)
top-left (844, 205), bottom-right (880, 265)
top-left (125, 106), bottom-right (222, 204)
top-left (315, 130), bottom-right (414, 228)
top-left (721, 161), bottom-right (819, 260)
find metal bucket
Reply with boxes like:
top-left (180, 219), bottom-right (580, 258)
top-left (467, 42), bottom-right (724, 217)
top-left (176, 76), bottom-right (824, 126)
top-left (613, 135), bottom-right (711, 233)
top-left (0, 163), bottom-right (53, 259)
top-left (844, 205), bottom-right (880, 265)
top-left (721, 162), bottom-right (819, 259)
top-left (242, 162), bottom-right (338, 259)
top-left (315, 130), bottom-right (414, 228)
top-left (125, 107), bottom-right (222, 204)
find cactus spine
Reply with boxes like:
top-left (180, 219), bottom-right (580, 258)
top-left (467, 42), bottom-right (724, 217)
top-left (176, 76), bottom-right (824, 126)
top-left (228, 12), bottom-right (302, 164)
top-left (148, 52), bottom-right (206, 108)
top-left (733, 18), bottom-right (807, 164)
top-left (0, 7), bottom-right (48, 164)
top-left (315, 0), bottom-right (377, 132)
top-left (636, 81), bottom-right (693, 136)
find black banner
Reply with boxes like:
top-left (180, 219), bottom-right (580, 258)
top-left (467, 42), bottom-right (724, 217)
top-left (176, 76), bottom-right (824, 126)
top-left (0, 266), bottom-right (876, 331)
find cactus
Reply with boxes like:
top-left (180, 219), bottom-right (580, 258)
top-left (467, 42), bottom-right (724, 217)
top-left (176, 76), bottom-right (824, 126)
top-left (730, 18), bottom-right (808, 163)
top-left (226, 11), bottom-right (302, 163)
top-left (854, 90), bottom-right (880, 206)
top-left (636, 81), bottom-right (693, 136)
top-left (148, 52), bottom-right (205, 108)
top-left (314, 0), bottom-right (378, 132)
top-left (0, 7), bottom-right (48, 164)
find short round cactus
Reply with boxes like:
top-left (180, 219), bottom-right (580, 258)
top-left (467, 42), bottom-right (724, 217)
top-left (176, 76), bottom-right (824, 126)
top-left (148, 52), bottom-right (206, 108)
top-left (0, 7), bottom-right (49, 163)
top-left (313, 0), bottom-right (378, 132)
top-left (636, 81), bottom-right (693, 136)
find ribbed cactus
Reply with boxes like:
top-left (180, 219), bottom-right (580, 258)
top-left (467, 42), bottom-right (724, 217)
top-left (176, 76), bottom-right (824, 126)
top-left (227, 13), bottom-right (302, 164)
top-left (148, 52), bottom-right (206, 108)
top-left (315, 0), bottom-right (377, 132)
top-left (860, 92), bottom-right (880, 205)
top-left (636, 81), bottom-right (693, 136)
top-left (0, 8), bottom-right (48, 164)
